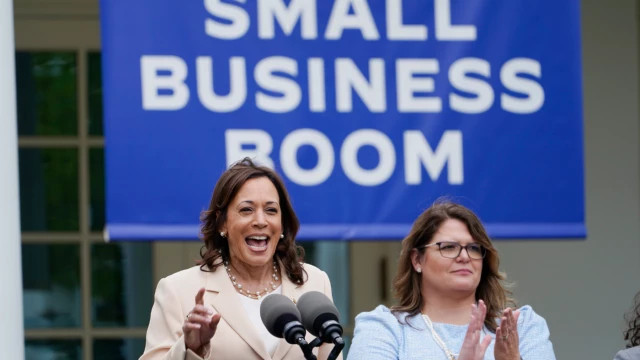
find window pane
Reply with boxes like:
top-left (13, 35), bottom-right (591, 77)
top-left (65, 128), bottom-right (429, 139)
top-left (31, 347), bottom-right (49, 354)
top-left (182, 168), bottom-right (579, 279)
top-left (299, 241), bottom-right (316, 265)
top-left (25, 340), bottom-right (82, 360)
top-left (23, 244), bottom-right (81, 328)
top-left (15, 52), bottom-right (77, 135)
top-left (19, 148), bottom-right (79, 231)
top-left (90, 148), bottom-right (105, 230)
top-left (92, 243), bottom-right (153, 327)
top-left (94, 338), bottom-right (145, 360)
top-left (302, 241), bottom-right (350, 326)
top-left (88, 52), bottom-right (103, 135)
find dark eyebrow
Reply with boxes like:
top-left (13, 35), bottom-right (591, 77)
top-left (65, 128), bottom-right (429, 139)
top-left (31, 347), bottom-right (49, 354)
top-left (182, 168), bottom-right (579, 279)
top-left (237, 200), bottom-right (280, 206)
top-left (438, 240), bottom-right (477, 245)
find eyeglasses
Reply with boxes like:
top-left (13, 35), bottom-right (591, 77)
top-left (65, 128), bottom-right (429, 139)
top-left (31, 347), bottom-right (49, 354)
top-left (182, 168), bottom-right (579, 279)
top-left (417, 241), bottom-right (486, 260)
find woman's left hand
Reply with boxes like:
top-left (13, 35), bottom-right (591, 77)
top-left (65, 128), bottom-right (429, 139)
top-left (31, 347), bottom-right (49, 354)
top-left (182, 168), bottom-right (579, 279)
top-left (494, 307), bottom-right (521, 360)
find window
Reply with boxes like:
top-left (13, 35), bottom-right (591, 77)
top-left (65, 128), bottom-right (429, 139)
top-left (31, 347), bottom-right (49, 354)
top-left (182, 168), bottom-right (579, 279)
top-left (18, 51), bottom-right (152, 359)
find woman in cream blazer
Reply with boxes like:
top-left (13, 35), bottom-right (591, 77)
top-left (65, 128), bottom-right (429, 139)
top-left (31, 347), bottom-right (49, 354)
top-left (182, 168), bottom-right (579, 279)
top-left (140, 158), bottom-right (341, 360)
top-left (140, 262), bottom-right (337, 360)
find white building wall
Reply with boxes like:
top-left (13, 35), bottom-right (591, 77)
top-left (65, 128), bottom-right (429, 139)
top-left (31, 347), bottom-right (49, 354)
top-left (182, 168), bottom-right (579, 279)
top-left (0, 0), bottom-right (24, 358)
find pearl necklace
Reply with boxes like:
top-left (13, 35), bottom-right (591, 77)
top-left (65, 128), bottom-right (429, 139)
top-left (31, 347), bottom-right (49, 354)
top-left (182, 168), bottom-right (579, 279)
top-left (421, 313), bottom-right (459, 360)
top-left (224, 260), bottom-right (280, 300)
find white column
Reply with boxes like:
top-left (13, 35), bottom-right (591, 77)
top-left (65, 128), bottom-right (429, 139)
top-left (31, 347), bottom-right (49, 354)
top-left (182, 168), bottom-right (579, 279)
top-left (0, 0), bottom-right (25, 358)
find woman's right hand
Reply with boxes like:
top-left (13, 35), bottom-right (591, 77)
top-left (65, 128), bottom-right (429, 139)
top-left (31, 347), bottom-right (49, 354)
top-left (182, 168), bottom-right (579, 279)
top-left (183, 288), bottom-right (221, 357)
top-left (458, 300), bottom-right (492, 360)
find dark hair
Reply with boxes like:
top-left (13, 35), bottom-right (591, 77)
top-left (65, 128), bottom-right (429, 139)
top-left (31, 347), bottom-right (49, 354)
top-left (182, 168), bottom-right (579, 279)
top-left (198, 157), bottom-right (306, 284)
top-left (391, 200), bottom-right (514, 332)
top-left (624, 291), bottom-right (640, 347)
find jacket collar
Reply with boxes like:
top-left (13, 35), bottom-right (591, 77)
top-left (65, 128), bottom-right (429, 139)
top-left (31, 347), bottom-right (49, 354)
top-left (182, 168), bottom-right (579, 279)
top-left (204, 260), bottom-right (306, 360)
top-left (272, 262), bottom-right (307, 360)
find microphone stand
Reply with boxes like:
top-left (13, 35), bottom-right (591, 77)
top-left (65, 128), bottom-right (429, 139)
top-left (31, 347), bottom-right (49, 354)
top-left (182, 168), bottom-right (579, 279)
top-left (309, 320), bottom-right (345, 360)
top-left (295, 337), bottom-right (317, 360)
top-left (309, 338), bottom-right (322, 348)
top-left (284, 322), bottom-right (317, 360)
top-left (308, 336), bottom-right (344, 360)
top-left (327, 336), bottom-right (344, 360)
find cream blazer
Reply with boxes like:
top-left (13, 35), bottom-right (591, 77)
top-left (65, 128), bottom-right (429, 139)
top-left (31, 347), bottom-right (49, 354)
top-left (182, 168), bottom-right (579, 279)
top-left (140, 262), bottom-right (342, 360)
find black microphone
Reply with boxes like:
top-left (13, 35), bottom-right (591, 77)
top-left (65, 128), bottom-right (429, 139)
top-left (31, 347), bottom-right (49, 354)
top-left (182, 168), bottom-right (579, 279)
top-left (296, 291), bottom-right (345, 360)
top-left (260, 294), bottom-right (316, 360)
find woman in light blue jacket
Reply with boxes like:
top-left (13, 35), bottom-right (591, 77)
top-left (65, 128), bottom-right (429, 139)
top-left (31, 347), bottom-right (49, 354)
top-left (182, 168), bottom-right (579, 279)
top-left (349, 201), bottom-right (556, 360)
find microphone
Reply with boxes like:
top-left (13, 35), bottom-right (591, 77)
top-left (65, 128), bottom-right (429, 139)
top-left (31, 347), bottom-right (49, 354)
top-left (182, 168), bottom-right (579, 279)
top-left (296, 291), bottom-right (345, 360)
top-left (260, 294), bottom-right (316, 360)
top-left (260, 293), bottom-right (306, 344)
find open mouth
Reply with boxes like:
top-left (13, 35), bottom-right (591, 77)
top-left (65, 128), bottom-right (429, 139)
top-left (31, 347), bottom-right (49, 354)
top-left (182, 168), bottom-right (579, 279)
top-left (245, 235), bottom-right (270, 251)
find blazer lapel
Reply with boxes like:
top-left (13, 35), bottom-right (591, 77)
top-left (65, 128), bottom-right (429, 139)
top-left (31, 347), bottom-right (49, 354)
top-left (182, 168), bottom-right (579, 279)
top-left (271, 264), bottom-right (306, 360)
top-left (205, 267), bottom-right (271, 360)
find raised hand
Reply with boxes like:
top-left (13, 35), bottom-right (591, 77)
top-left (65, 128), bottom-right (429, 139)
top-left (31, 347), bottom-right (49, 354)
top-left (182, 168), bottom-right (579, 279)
top-left (494, 307), bottom-right (521, 360)
top-left (183, 288), bottom-right (221, 357)
top-left (458, 300), bottom-right (492, 360)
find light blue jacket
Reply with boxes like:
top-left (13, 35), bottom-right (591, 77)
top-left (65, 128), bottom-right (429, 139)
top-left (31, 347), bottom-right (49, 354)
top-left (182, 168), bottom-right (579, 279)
top-left (614, 346), bottom-right (640, 360)
top-left (348, 305), bottom-right (555, 360)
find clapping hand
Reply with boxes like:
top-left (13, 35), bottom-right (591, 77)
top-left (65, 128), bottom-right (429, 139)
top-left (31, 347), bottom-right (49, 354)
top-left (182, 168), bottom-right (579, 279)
top-left (183, 288), bottom-right (221, 357)
top-left (458, 300), bottom-right (492, 360)
top-left (494, 307), bottom-right (520, 360)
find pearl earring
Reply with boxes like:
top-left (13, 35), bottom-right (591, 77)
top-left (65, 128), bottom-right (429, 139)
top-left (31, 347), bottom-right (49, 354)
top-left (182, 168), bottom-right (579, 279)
top-left (416, 267), bottom-right (422, 273)
top-left (220, 231), bottom-right (226, 238)
top-left (280, 234), bottom-right (284, 239)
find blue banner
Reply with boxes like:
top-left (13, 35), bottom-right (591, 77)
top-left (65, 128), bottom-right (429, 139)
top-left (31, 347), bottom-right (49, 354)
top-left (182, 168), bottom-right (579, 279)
top-left (101, 0), bottom-right (585, 241)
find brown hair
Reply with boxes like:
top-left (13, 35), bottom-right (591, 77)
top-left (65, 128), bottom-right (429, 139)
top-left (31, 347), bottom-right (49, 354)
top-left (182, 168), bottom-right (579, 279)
top-left (391, 200), bottom-right (514, 332)
top-left (198, 157), bottom-right (306, 284)
top-left (624, 291), bottom-right (640, 347)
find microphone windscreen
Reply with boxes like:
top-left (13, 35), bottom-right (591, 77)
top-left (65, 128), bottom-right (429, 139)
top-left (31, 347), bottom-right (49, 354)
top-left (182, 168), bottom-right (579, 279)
top-left (260, 294), bottom-right (302, 338)
top-left (296, 291), bottom-right (340, 337)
